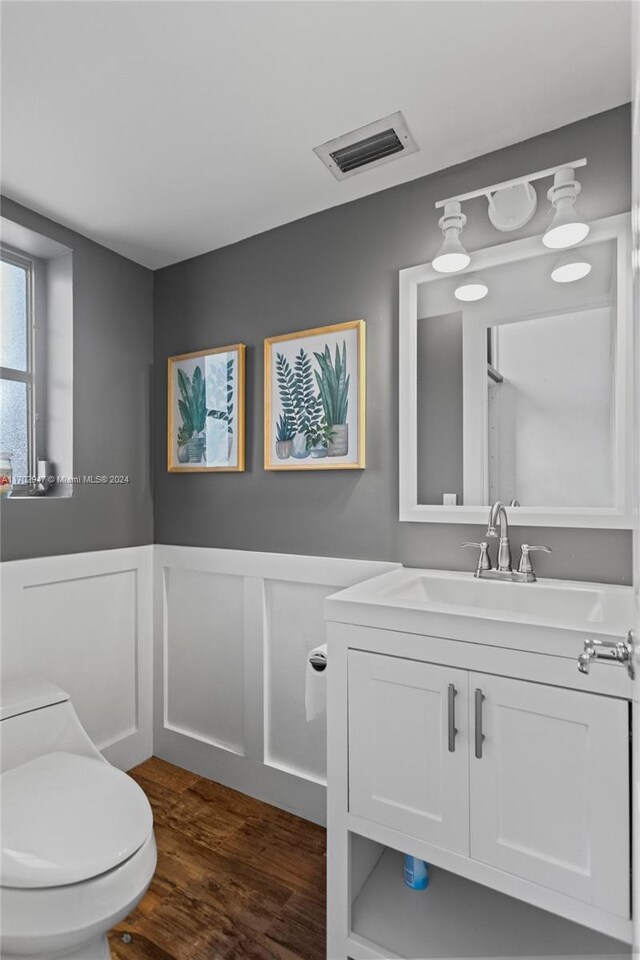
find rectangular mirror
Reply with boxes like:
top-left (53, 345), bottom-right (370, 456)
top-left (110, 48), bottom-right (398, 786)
top-left (399, 213), bottom-right (632, 527)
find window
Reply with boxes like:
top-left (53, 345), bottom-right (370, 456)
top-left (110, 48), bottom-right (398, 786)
top-left (0, 248), bottom-right (36, 488)
top-left (0, 218), bottom-right (73, 499)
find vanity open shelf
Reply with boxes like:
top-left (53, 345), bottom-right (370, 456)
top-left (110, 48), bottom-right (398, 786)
top-left (348, 839), bottom-right (629, 960)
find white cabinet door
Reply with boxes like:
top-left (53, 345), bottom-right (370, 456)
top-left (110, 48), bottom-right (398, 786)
top-left (469, 672), bottom-right (630, 917)
top-left (348, 651), bottom-right (469, 853)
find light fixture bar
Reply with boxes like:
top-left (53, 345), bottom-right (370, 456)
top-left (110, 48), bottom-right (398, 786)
top-left (434, 158), bottom-right (587, 210)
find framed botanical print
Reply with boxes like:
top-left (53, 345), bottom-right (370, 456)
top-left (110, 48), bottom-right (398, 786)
top-left (264, 320), bottom-right (365, 470)
top-left (167, 344), bottom-right (245, 472)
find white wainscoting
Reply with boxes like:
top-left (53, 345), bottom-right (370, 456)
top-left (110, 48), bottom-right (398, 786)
top-left (1, 544), bottom-right (397, 823)
top-left (154, 545), bottom-right (399, 825)
top-left (0, 546), bottom-right (153, 771)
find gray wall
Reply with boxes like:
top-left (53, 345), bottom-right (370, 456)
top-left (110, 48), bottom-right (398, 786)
top-left (0, 198), bottom-right (154, 561)
top-left (153, 105), bottom-right (632, 584)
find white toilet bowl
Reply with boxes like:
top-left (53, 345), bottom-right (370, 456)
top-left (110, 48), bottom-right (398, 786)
top-left (0, 678), bottom-right (157, 960)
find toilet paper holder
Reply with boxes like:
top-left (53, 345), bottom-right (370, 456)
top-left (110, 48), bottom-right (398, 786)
top-left (309, 651), bottom-right (327, 673)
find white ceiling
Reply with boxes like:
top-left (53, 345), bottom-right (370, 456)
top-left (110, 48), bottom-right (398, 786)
top-left (1, 1), bottom-right (632, 270)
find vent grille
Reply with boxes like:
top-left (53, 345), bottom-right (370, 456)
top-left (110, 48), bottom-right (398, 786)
top-left (330, 128), bottom-right (404, 174)
top-left (314, 111), bottom-right (418, 181)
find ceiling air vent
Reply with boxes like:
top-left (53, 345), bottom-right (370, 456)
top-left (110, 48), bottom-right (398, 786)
top-left (314, 111), bottom-right (418, 181)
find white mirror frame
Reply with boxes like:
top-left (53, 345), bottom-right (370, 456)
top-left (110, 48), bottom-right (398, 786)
top-left (399, 212), bottom-right (632, 528)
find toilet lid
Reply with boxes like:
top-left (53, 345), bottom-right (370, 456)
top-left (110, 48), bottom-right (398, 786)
top-left (1, 751), bottom-right (153, 887)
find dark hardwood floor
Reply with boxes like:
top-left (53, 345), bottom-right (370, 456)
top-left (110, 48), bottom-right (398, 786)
top-left (109, 758), bottom-right (326, 960)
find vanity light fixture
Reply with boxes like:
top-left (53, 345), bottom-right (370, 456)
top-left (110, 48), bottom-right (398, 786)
top-left (542, 167), bottom-right (590, 249)
top-left (550, 252), bottom-right (592, 283)
top-left (432, 201), bottom-right (471, 273)
top-left (454, 275), bottom-right (489, 301)
top-left (433, 159), bottom-right (588, 261)
top-left (487, 182), bottom-right (537, 232)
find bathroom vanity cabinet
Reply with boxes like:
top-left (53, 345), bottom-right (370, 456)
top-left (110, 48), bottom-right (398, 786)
top-left (348, 648), bottom-right (628, 914)
top-left (325, 573), bottom-right (634, 960)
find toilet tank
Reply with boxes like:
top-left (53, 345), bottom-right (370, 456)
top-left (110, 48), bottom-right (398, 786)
top-left (0, 677), bottom-right (104, 773)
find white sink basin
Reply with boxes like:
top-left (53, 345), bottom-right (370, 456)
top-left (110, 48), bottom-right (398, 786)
top-left (326, 568), bottom-right (633, 640)
top-left (381, 573), bottom-right (606, 625)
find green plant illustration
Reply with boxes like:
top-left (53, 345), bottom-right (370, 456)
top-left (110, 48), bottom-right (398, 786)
top-left (275, 352), bottom-right (299, 431)
top-left (275, 349), bottom-right (322, 437)
top-left (276, 414), bottom-right (295, 442)
top-left (305, 419), bottom-right (335, 450)
top-left (293, 348), bottom-right (321, 435)
top-left (177, 423), bottom-right (192, 446)
top-left (314, 341), bottom-right (349, 427)
top-left (207, 356), bottom-right (235, 437)
top-left (177, 365), bottom-right (207, 436)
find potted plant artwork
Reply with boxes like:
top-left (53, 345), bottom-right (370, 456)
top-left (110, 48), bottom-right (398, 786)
top-left (176, 424), bottom-right (191, 463)
top-left (264, 320), bottom-right (365, 470)
top-left (275, 414), bottom-right (295, 459)
top-left (275, 348), bottom-right (322, 459)
top-left (168, 344), bottom-right (245, 473)
top-left (314, 341), bottom-right (350, 457)
top-left (177, 366), bottom-right (207, 463)
top-left (305, 419), bottom-right (334, 458)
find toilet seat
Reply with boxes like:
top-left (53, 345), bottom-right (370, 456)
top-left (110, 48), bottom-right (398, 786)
top-left (1, 751), bottom-right (153, 888)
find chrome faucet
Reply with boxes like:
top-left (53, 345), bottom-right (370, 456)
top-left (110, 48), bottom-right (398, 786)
top-left (486, 501), bottom-right (512, 572)
top-left (462, 500), bottom-right (552, 582)
top-left (577, 635), bottom-right (634, 679)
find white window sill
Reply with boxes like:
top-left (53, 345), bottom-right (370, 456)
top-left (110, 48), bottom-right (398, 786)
top-left (3, 486), bottom-right (73, 500)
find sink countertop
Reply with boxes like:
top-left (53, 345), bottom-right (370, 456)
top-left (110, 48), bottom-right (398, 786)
top-left (325, 567), bottom-right (634, 659)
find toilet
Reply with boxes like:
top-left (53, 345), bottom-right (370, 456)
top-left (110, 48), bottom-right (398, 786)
top-left (0, 677), bottom-right (157, 960)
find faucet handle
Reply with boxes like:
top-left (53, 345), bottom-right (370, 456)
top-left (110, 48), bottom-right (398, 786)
top-left (518, 544), bottom-right (552, 575)
top-left (578, 639), bottom-right (597, 674)
top-left (462, 542), bottom-right (492, 573)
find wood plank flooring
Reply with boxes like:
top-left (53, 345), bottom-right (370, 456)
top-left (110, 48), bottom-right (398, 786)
top-left (108, 758), bottom-right (326, 960)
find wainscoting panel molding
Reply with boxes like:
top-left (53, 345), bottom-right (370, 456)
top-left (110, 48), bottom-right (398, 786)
top-left (164, 566), bottom-right (246, 754)
top-left (154, 545), bottom-right (399, 824)
top-left (0, 546), bottom-right (153, 771)
top-left (265, 578), bottom-right (335, 785)
top-left (1, 543), bottom-right (397, 822)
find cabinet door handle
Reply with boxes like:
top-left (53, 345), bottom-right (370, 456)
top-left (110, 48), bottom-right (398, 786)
top-left (474, 688), bottom-right (485, 759)
top-left (447, 683), bottom-right (457, 753)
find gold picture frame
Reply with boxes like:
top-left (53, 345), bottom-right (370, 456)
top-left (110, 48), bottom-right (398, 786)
top-left (264, 320), bottom-right (365, 470)
top-left (168, 343), bottom-right (246, 473)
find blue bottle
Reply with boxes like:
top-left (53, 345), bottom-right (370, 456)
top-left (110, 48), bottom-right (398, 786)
top-left (404, 854), bottom-right (429, 890)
